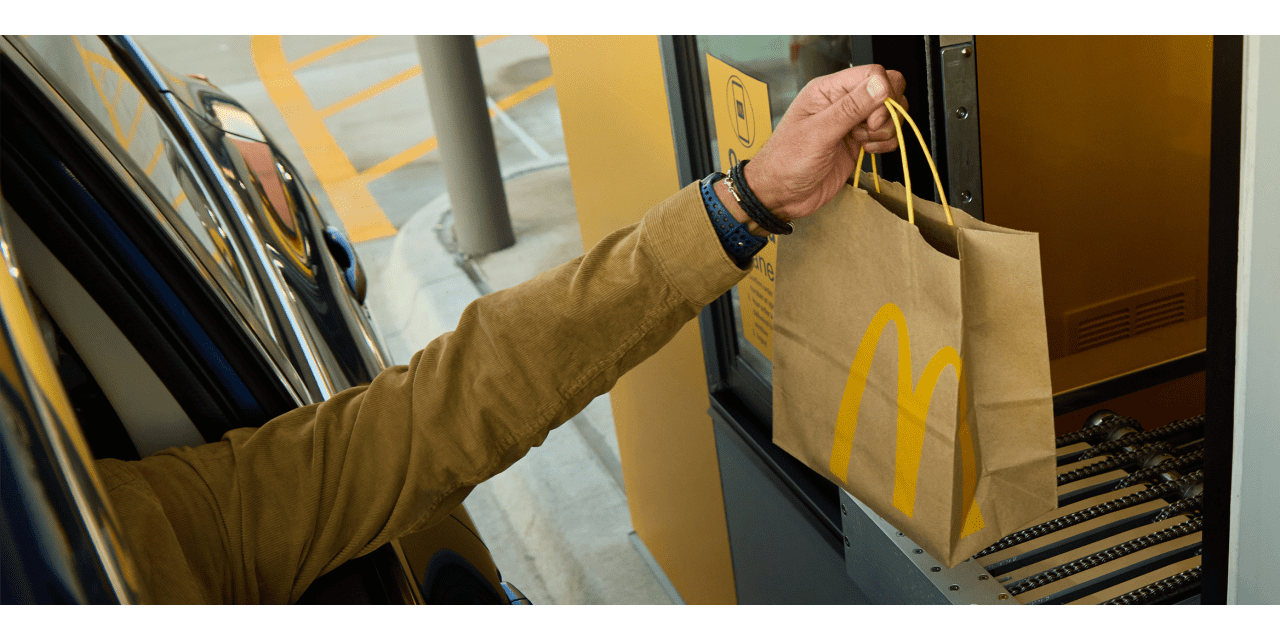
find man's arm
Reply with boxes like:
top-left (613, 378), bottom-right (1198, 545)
top-left (95, 63), bottom-right (906, 604)
top-left (98, 184), bottom-right (748, 603)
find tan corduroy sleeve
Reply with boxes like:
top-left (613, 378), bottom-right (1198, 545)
top-left (96, 183), bottom-right (750, 604)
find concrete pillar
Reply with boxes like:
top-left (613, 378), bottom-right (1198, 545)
top-left (416, 35), bottom-right (515, 256)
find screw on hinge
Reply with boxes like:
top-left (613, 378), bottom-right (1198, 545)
top-left (842, 503), bottom-right (848, 516)
top-left (930, 566), bottom-right (942, 572)
top-left (955, 107), bottom-right (969, 119)
top-left (998, 593), bottom-right (1009, 600)
top-left (949, 585), bottom-right (960, 591)
top-left (844, 535), bottom-right (850, 548)
top-left (960, 191), bottom-right (973, 203)
top-left (961, 47), bottom-right (972, 57)
top-left (978, 575), bottom-right (990, 581)
top-left (913, 548), bottom-right (924, 554)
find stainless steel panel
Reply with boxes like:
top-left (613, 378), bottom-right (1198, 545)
top-left (841, 490), bottom-right (1017, 604)
top-left (939, 42), bottom-right (984, 220)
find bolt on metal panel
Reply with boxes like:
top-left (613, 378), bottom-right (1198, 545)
top-left (939, 43), bottom-right (984, 221)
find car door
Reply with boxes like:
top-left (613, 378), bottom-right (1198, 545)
top-left (2, 35), bottom-right (511, 604)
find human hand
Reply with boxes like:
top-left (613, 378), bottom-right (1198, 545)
top-left (740, 64), bottom-right (907, 221)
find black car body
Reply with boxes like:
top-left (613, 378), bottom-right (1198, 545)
top-left (0, 35), bottom-right (524, 604)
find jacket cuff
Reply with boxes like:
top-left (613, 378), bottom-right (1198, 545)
top-left (644, 181), bottom-right (752, 307)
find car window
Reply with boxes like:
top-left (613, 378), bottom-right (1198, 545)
top-left (19, 36), bottom-right (266, 335)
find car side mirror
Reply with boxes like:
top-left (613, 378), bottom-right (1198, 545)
top-left (322, 226), bottom-right (367, 305)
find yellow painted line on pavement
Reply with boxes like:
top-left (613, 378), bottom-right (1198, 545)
top-left (287, 35), bottom-right (376, 72)
top-left (251, 35), bottom-right (396, 242)
top-left (145, 142), bottom-right (164, 176)
top-left (112, 74), bottom-right (126, 111)
top-left (359, 137), bottom-right (439, 185)
top-left (495, 75), bottom-right (554, 111)
top-left (357, 73), bottom-right (555, 184)
top-left (252, 35), bottom-right (549, 241)
top-left (123, 94), bottom-right (146, 148)
top-left (317, 65), bottom-right (422, 119)
top-left (73, 36), bottom-right (126, 143)
top-left (316, 36), bottom-right (509, 120)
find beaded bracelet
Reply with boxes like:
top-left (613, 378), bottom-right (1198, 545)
top-left (726, 159), bottom-right (793, 235)
top-left (700, 172), bottom-right (767, 268)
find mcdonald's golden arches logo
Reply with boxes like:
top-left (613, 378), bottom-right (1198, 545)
top-left (829, 302), bottom-right (985, 539)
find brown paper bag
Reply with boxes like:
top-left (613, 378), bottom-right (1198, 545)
top-left (772, 105), bottom-right (1057, 567)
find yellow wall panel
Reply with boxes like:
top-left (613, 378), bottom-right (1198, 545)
top-left (547, 35), bottom-right (737, 605)
top-left (977, 36), bottom-right (1213, 364)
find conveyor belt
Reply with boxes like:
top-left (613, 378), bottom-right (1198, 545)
top-left (979, 410), bottom-right (1206, 604)
top-left (840, 408), bottom-right (1207, 604)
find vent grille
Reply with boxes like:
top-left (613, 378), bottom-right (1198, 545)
top-left (1066, 278), bottom-right (1196, 354)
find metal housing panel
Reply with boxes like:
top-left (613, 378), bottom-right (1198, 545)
top-left (841, 492), bottom-right (1016, 604)
top-left (712, 414), bottom-right (869, 604)
top-left (939, 43), bottom-right (984, 220)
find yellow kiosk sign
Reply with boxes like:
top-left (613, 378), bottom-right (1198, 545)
top-left (706, 55), bottom-right (776, 360)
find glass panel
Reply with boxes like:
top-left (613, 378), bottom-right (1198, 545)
top-left (695, 36), bottom-right (852, 385)
top-left (729, 287), bottom-right (773, 378)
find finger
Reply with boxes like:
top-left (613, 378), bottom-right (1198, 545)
top-left (813, 69), bottom-right (893, 138)
top-left (808, 63), bottom-right (886, 99)
top-left (866, 104), bottom-right (890, 131)
top-left (861, 138), bottom-right (900, 155)
top-left (854, 68), bottom-right (906, 131)
top-left (887, 70), bottom-right (907, 105)
top-left (862, 118), bottom-right (899, 140)
top-left (853, 125), bottom-right (897, 144)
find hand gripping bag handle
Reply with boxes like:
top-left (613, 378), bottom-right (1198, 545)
top-left (853, 97), bottom-right (954, 226)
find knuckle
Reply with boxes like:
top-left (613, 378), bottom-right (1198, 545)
top-left (799, 76), bottom-right (821, 97)
top-left (838, 94), bottom-right (862, 119)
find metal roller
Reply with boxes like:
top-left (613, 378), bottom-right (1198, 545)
top-left (978, 411), bottom-right (1206, 604)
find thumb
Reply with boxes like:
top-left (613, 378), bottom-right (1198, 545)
top-left (814, 72), bottom-right (890, 138)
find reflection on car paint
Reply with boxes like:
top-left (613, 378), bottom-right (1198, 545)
top-left (226, 136), bottom-right (310, 275)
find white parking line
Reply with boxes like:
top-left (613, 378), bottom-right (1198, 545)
top-left (487, 95), bottom-right (552, 162)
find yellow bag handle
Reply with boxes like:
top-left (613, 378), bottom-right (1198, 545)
top-left (853, 97), bottom-right (954, 226)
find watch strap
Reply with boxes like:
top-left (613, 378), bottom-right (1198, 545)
top-left (700, 172), bottom-right (768, 269)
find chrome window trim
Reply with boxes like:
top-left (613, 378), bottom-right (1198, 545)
top-left (155, 127), bottom-right (283, 348)
top-left (14, 35), bottom-right (283, 354)
top-left (119, 34), bottom-right (390, 392)
top-left (1, 35), bottom-right (309, 408)
top-left (156, 88), bottom-right (334, 401)
top-left (107, 35), bottom-right (168, 96)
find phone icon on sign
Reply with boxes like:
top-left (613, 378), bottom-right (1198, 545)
top-left (729, 77), bottom-right (753, 147)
